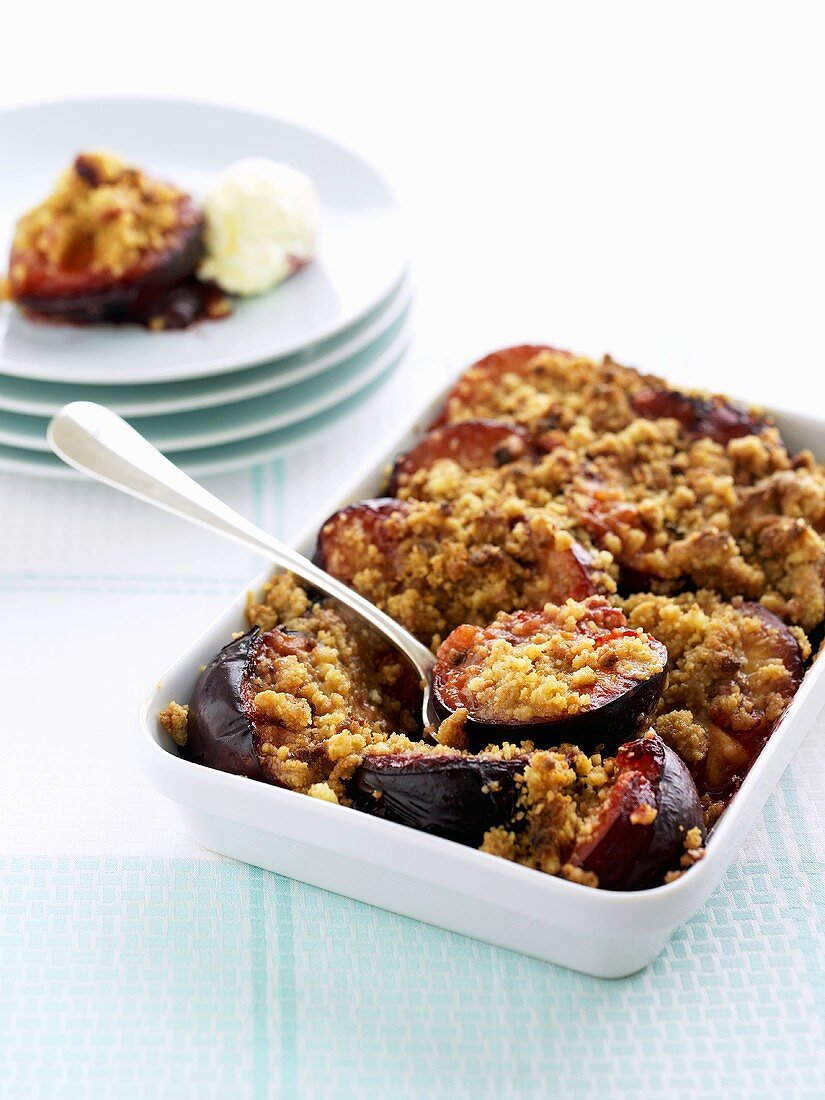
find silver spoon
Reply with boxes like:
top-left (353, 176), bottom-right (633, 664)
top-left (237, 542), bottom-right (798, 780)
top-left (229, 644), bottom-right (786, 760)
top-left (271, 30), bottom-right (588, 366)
top-left (48, 402), bottom-right (435, 726)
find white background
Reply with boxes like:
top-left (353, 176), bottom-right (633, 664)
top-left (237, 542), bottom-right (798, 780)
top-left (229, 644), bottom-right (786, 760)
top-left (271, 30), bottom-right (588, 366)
top-left (1, 0), bottom-right (824, 971)
top-left (3, 0), bottom-right (824, 409)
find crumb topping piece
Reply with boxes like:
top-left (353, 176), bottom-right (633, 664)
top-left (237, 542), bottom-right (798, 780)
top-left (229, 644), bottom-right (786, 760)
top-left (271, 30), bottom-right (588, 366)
top-left (158, 701), bottom-right (189, 747)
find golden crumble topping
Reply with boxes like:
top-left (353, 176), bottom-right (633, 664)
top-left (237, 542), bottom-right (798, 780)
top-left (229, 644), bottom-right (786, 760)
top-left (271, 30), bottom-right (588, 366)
top-left (246, 571), bottom-right (313, 632)
top-left (307, 782), bottom-right (340, 804)
top-left (480, 748), bottom-right (614, 881)
top-left (663, 827), bottom-right (707, 883)
top-left (243, 593), bottom-right (420, 798)
top-left (5, 150), bottom-right (199, 292)
top-left (567, 420), bottom-right (825, 630)
top-left (434, 707), bottom-right (470, 749)
top-left (440, 348), bottom-right (656, 436)
top-left (393, 346), bottom-right (825, 630)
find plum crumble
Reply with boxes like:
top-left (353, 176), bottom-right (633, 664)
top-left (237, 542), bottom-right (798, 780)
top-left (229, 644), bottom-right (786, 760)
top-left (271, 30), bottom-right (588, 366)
top-left (432, 599), bottom-right (667, 751)
top-left (3, 151), bottom-right (229, 329)
top-left (161, 344), bottom-right (821, 891)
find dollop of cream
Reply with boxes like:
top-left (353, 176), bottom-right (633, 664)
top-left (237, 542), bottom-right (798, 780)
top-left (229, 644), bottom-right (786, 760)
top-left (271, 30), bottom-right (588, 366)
top-left (198, 158), bottom-right (318, 296)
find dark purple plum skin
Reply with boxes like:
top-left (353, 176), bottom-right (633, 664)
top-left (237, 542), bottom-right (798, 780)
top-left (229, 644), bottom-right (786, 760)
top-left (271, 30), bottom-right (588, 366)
top-left (569, 736), bottom-right (705, 891)
top-left (183, 628), bottom-right (268, 782)
top-left (432, 639), bottom-right (669, 754)
top-left (350, 752), bottom-right (528, 847)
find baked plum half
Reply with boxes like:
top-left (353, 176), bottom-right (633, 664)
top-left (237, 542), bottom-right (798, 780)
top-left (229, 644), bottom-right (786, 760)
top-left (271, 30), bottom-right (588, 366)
top-left (432, 599), bottom-right (668, 751)
top-left (183, 615), bottom-right (422, 791)
top-left (316, 498), bottom-right (410, 575)
top-left (387, 419), bottom-right (539, 495)
top-left (316, 496), bottom-right (601, 644)
top-left (696, 601), bottom-right (805, 801)
top-left (433, 344), bottom-right (572, 426)
top-left (624, 591), bottom-right (808, 814)
top-left (573, 474), bottom-right (765, 598)
top-left (350, 750), bottom-right (528, 847)
top-left (573, 478), bottom-right (662, 593)
top-left (630, 387), bottom-right (771, 445)
top-left (567, 735), bottom-right (705, 891)
top-left (3, 151), bottom-right (220, 329)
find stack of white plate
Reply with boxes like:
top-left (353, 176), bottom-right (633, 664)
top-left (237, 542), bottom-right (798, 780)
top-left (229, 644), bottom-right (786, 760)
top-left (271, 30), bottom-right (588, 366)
top-left (0, 98), bottom-right (412, 478)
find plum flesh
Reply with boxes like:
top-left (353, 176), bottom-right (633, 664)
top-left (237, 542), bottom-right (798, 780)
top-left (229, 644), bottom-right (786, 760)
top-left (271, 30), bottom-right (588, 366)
top-left (388, 419), bottom-right (539, 495)
top-left (432, 604), bottom-right (668, 752)
top-left (315, 498), bottom-right (410, 577)
top-left (10, 221), bottom-right (213, 329)
top-left (350, 751), bottom-right (528, 847)
top-left (568, 735), bottom-right (705, 890)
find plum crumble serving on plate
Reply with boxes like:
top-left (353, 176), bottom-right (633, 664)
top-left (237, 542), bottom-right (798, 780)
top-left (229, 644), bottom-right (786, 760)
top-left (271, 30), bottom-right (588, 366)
top-left (160, 345), bottom-right (821, 891)
top-left (1, 150), bottom-right (318, 331)
top-left (1, 151), bottom-right (228, 330)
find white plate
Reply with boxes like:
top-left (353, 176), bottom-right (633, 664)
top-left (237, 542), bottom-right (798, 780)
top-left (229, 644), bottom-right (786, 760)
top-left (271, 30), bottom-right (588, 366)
top-left (0, 310), bottom-right (411, 453)
top-left (0, 338), bottom-right (408, 479)
top-left (138, 383), bottom-right (825, 977)
top-left (0, 276), bottom-right (411, 417)
top-left (0, 97), bottom-right (407, 384)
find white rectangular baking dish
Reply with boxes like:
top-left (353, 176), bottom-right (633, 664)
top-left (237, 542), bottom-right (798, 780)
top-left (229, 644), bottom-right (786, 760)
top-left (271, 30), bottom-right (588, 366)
top-left (138, 378), bottom-right (825, 978)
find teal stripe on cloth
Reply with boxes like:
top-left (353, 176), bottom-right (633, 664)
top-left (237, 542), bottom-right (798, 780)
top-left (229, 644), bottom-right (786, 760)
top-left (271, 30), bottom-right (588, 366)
top-left (250, 463), bottom-right (266, 529)
top-left (2, 854), bottom-right (825, 1098)
top-left (273, 459), bottom-right (286, 541)
top-left (248, 866), bottom-right (269, 1099)
top-left (274, 873), bottom-right (298, 1099)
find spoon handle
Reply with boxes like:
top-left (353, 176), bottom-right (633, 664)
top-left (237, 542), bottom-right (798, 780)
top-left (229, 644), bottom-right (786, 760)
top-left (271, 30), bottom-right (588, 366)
top-left (47, 402), bottom-right (435, 676)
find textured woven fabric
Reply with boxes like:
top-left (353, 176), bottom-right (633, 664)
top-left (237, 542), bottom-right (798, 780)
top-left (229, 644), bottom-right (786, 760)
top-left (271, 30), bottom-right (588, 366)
top-left (2, 359), bottom-right (825, 1098)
